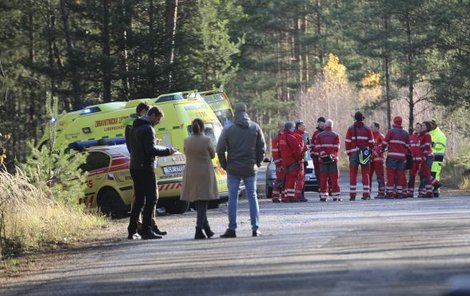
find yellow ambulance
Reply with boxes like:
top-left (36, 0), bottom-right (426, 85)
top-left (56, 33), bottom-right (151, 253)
top-left (123, 91), bottom-right (229, 199)
top-left (199, 89), bottom-right (234, 127)
top-left (39, 101), bottom-right (128, 150)
top-left (39, 91), bottom-right (229, 210)
top-left (79, 144), bottom-right (187, 216)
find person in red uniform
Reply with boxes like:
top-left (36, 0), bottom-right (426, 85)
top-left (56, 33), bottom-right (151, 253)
top-left (407, 122), bottom-right (423, 197)
top-left (315, 119), bottom-right (341, 202)
top-left (293, 120), bottom-right (309, 202)
top-left (345, 112), bottom-right (375, 201)
top-left (418, 121), bottom-right (434, 198)
top-left (310, 117), bottom-right (326, 183)
top-left (279, 121), bottom-right (302, 202)
top-left (381, 116), bottom-right (410, 198)
top-left (271, 122), bottom-right (285, 203)
top-left (370, 122), bottom-right (386, 198)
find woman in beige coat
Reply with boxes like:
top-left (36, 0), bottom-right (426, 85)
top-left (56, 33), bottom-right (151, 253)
top-left (180, 118), bottom-right (219, 239)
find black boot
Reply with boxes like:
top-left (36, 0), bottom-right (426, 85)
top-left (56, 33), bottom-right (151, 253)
top-left (152, 225), bottom-right (167, 236)
top-left (220, 229), bottom-right (236, 238)
top-left (195, 227), bottom-right (206, 240)
top-left (203, 225), bottom-right (215, 238)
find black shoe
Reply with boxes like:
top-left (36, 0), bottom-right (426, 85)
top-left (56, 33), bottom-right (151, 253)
top-left (272, 199), bottom-right (281, 203)
top-left (361, 196), bottom-right (371, 200)
top-left (195, 228), bottom-right (206, 240)
top-left (140, 230), bottom-right (162, 240)
top-left (320, 198), bottom-right (327, 202)
top-left (152, 225), bottom-right (167, 236)
top-left (220, 229), bottom-right (236, 238)
top-left (127, 232), bottom-right (141, 240)
top-left (203, 226), bottom-right (215, 238)
top-left (333, 197), bottom-right (342, 202)
top-left (350, 197), bottom-right (356, 201)
top-left (252, 230), bottom-right (261, 237)
top-left (299, 197), bottom-right (308, 202)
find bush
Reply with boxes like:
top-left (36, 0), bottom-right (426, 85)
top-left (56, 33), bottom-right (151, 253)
top-left (20, 142), bottom-right (88, 207)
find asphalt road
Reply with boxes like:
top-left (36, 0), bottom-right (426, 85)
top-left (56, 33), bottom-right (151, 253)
top-left (2, 184), bottom-right (470, 296)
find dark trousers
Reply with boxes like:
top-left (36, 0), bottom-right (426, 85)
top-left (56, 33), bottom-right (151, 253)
top-left (195, 200), bottom-right (209, 229)
top-left (128, 168), bottom-right (158, 233)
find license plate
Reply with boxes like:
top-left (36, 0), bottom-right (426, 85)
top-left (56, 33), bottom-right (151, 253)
top-left (163, 165), bottom-right (185, 175)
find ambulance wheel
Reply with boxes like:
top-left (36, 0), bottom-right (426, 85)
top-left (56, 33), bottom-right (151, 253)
top-left (98, 188), bottom-right (128, 218)
top-left (166, 200), bottom-right (189, 214)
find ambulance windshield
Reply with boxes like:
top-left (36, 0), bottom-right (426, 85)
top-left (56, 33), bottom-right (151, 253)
top-left (187, 122), bottom-right (223, 144)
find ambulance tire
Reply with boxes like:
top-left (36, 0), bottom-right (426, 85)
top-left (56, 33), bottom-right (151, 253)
top-left (166, 200), bottom-right (189, 214)
top-left (98, 188), bottom-right (128, 219)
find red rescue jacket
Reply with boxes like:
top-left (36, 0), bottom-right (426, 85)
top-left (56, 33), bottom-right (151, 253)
top-left (294, 129), bottom-right (309, 158)
top-left (315, 127), bottom-right (340, 163)
top-left (419, 132), bottom-right (434, 158)
top-left (279, 130), bottom-right (302, 167)
top-left (409, 133), bottom-right (423, 161)
top-left (310, 128), bottom-right (323, 157)
top-left (372, 131), bottom-right (385, 162)
top-left (381, 124), bottom-right (410, 160)
top-left (345, 121), bottom-right (374, 155)
top-left (271, 133), bottom-right (282, 167)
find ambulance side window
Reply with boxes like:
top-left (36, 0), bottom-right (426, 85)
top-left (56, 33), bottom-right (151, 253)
top-left (80, 152), bottom-right (111, 172)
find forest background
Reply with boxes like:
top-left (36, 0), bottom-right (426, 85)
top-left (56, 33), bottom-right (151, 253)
top-left (1, 0), bottom-right (469, 167)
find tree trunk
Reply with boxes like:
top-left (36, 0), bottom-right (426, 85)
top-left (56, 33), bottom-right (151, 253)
top-left (383, 14), bottom-right (391, 129)
top-left (119, 0), bottom-right (131, 100)
top-left (316, 0), bottom-right (323, 66)
top-left (405, 10), bottom-right (414, 132)
top-left (165, 0), bottom-right (178, 90)
top-left (27, 7), bottom-right (38, 143)
top-left (301, 7), bottom-right (309, 83)
top-left (59, 0), bottom-right (82, 109)
top-left (102, 0), bottom-right (112, 102)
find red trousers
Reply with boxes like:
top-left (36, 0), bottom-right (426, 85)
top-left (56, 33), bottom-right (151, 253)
top-left (369, 160), bottom-right (385, 195)
top-left (407, 160), bottom-right (422, 195)
top-left (294, 162), bottom-right (305, 199)
top-left (385, 157), bottom-right (406, 197)
top-left (312, 155), bottom-right (320, 181)
top-left (283, 163), bottom-right (300, 202)
top-left (419, 156), bottom-right (433, 196)
top-left (349, 153), bottom-right (371, 198)
top-left (319, 163), bottom-right (340, 199)
top-left (272, 166), bottom-right (285, 201)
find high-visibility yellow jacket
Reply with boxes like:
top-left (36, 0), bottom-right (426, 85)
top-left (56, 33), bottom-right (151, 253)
top-left (429, 127), bottom-right (447, 162)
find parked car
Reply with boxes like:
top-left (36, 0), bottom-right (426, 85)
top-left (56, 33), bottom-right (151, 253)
top-left (78, 144), bottom-right (190, 216)
top-left (265, 153), bottom-right (319, 199)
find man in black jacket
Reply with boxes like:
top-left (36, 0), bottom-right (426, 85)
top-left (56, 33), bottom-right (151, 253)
top-left (127, 106), bottom-right (176, 240)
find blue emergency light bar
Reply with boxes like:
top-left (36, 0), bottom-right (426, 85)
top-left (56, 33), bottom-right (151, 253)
top-left (68, 137), bottom-right (126, 150)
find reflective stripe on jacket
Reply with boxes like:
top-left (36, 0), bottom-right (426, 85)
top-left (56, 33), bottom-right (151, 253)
top-left (381, 124), bottom-right (409, 160)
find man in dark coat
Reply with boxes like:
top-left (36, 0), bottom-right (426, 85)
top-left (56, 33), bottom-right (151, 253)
top-left (216, 103), bottom-right (266, 238)
top-left (127, 106), bottom-right (176, 240)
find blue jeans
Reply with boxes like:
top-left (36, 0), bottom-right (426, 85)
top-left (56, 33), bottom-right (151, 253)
top-left (227, 174), bottom-right (259, 231)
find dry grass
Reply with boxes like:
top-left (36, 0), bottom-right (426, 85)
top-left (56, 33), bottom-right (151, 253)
top-left (441, 158), bottom-right (470, 190)
top-left (0, 169), bottom-right (106, 260)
